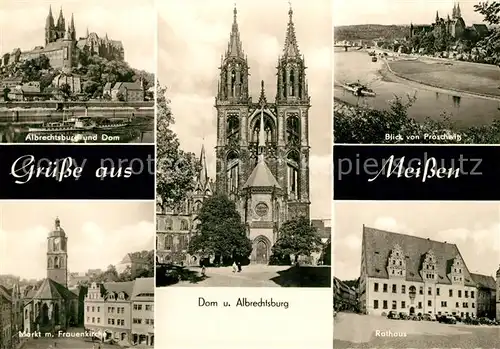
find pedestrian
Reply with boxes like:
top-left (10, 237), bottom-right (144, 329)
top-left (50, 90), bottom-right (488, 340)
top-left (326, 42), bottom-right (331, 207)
top-left (201, 264), bottom-right (206, 277)
top-left (237, 261), bottom-right (242, 272)
top-left (232, 261), bottom-right (237, 272)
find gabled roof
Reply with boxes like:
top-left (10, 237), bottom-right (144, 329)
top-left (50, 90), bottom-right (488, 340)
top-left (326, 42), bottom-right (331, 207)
top-left (131, 277), bottom-right (154, 301)
top-left (470, 273), bottom-right (496, 290)
top-left (30, 278), bottom-right (77, 301)
top-left (243, 157), bottom-right (281, 189)
top-left (102, 281), bottom-right (134, 300)
top-left (112, 82), bottom-right (142, 91)
top-left (471, 24), bottom-right (489, 36)
top-left (363, 226), bottom-right (475, 286)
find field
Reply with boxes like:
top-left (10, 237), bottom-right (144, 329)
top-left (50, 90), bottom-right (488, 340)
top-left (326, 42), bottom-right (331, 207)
top-left (334, 312), bottom-right (500, 348)
top-left (388, 59), bottom-right (500, 98)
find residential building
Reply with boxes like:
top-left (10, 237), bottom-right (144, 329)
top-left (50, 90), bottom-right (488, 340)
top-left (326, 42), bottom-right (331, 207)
top-left (111, 82), bottom-right (144, 102)
top-left (359, 226), bottom-right (481, 318)
top-left (333, 277), bottom-right (358, 312)
top-left (131, 278), bottom-right (154, 346)
top-left (470, 273), bottom-right (496, 319)
top-left (0, 287), bottom-right (12, 349)
top-left (84, 278), bottom-right (154, 346)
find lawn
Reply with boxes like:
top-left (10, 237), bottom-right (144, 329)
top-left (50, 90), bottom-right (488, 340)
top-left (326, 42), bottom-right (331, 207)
top-left (388, 59), bottom-right (500, 97)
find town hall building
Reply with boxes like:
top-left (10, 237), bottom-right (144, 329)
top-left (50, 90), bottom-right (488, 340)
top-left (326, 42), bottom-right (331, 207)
top-left (359, 226), bottom-right (497, 319)
top-left (156, 5), bottom-right (313, 266)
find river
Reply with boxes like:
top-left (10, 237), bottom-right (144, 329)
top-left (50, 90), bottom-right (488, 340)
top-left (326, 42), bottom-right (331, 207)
top-left (334, 48), bottom-right (500, 128)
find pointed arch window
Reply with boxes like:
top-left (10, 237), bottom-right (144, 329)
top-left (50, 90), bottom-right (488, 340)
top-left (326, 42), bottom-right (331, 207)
top-left (252, 115), bottom-right (275, 145)
top-left (59, 257), bottom-right (65, 268)
top-left (180, 220), bottom-right (189, 231)
top-left (289, 69), bottom-right (295, 96)
top-left (165, 235), bottom-right (173, 250)
top-left (156, 236), bottom-right (159, 250)
top-left (286, 151), bottom-right (300, 199)
top-left (47, 257), bottom-right (53, 269)
top-left (165, 218), bottom-right (173, 231)
top-left (286, 113), bottom-right (300, 144)
top-left (227, 151), bottom-right (239, 193)
top-left (194, 201), bottom-right (202, 213)
top-left (226, 115), bottom-right (240, 144)
top-left (231, 70), bottom-right (236, 97)
top-left (54, 257), bottom-right (59, 269)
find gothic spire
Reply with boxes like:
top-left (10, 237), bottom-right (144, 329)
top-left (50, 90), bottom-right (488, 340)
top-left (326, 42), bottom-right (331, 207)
top-left (258, 80), bottom-right (267, 106)
top-left (226, 5), bottom-right (244, 58)
top-left (452, 3), bottom-right (457, 18)
top-left (70, 13), bottom-right (75, 30)
top-left (456, 2), bottom-right (461, 18)
top-left (435, 11), bottom-right (439, 23)
top-left (198, 145), bottom-right (208, 189)
top-left (86, 27), bottom-right (89, 37)
top-left (46, 5), bottom-right (54, 27)
top-left (282, 3), bottom-right (300, 58)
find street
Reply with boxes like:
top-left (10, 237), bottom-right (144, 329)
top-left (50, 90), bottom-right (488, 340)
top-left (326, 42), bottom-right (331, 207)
top-left (334, 312), bottom-right (500, 348)
top-left (21, 337), bottom-right (117, 349)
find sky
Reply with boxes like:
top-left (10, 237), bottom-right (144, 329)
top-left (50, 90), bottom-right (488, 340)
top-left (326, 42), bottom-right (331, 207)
top-left (0, 201), bottom-right (154, 280)
top-left (158, 0), bottom-right (332, 219)
top-left (0, 0), bottom-right (155, 72)
top-left (334, 0), bottom-right (486, 26)
top-left (334, 202), bottom-right (500, 280)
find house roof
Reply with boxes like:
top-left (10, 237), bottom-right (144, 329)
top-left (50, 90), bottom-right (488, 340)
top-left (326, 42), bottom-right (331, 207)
top-left (131, 277), bottom-right (154, 301)
top-left (112, 82), bottom-right (142, 91)
top-left (363, 226), bottom-right (475, 286)
top-left (243, 156), bottom-right (281, 189)
top-left (470, 273), bottom-right (496, 290)
top-left (471, 24), bottom-right (489, 36)
top-left (28, 278), bottom-right (77, 301)
top-left (102, 281), bottom-right (134, 300)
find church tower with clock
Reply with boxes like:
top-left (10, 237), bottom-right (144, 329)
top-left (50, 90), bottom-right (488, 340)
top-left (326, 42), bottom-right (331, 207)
top-left (47, 217), bottom-right (68, 287)
top-left (214, 5), bottom-right (311, 264)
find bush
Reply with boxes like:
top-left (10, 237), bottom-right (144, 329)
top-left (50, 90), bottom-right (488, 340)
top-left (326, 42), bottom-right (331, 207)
top-left (334, 95), bottom-right (500, 144)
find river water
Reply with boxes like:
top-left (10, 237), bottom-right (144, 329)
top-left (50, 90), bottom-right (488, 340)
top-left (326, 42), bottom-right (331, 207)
top-left (334, 48), bottom-right (500, 128)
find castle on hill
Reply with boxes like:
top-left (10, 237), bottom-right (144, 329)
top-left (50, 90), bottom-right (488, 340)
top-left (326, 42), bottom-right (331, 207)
top-left (1, 5), bottom-right (124, 73)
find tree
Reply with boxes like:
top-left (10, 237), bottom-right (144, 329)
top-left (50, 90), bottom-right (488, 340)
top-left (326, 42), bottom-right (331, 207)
top-left (322, 237), bottom-right (331, 265)
top-left (156, 83), bottom-right (199, 208)
top-left (93, 265), bottom-right (119, 283)
top-left (475, 1), bottom-right (500, 65)
top-left (271, 216), bottom-right (322, 264)
top-left (188, 194), bottom-right (252, 265)
top-left (59, 83), bottom-right (71, 100)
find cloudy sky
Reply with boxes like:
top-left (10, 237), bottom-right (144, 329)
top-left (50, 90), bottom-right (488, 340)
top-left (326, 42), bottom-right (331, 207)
top-left (335, 0), bottom-right (486, 26)
top-left (334, 202), bottom-right (500, 280)
top-left (158, 0), bottom-right (332, 219)
top-left (0, 201), bottom-right (154, 280)
top-left (0, 0), bottom-right (155, 72)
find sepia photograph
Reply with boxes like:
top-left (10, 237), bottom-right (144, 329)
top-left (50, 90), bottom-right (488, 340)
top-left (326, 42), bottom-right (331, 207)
top-left (333, 201), bottom-right (500, 348)
top-left (0, 0), bottom-right (155, 143)
top-left (333, 0), bottom-right (500, 144)
top-left (0, 202), bottom-right (155, 349)
top-left (156, 0), bottom-right (331, 288)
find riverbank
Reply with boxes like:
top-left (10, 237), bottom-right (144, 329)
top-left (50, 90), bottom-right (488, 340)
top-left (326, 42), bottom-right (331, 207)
top-left (386, 58), bottom-right (500, 100)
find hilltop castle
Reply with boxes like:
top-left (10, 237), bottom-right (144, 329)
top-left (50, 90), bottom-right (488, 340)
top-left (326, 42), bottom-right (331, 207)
top-left (1, 6), bottom-right (124, 73)
top-left (410, 2), bottom-right (489, 41)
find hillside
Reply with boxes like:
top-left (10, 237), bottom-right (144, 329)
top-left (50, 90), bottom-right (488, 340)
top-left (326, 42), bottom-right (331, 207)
top-left (334, 24), bottom-right (410, 41)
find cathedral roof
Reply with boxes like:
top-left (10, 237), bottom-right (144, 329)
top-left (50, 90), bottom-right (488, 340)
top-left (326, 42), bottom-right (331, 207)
top-left (30, 278), bottom-right (77, 301)
top-left (470, 273), bottom-right (496, 290)
top-left (362, 226), bottom-right (475, 286)
top-left (242, 157), bottom-right (281, 189)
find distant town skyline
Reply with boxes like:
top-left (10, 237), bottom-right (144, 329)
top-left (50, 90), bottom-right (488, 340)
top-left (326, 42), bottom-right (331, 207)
top-left (0, 202), bottom-right (154, 280)
top-left (334, 202), bottom-right (499, 281)
top-left (0, 0), bottom-right (155, 72)
top-left (334, 0), bottom-right (485, 26)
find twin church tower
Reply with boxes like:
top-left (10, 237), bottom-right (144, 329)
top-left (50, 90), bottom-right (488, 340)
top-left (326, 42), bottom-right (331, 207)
top-left (213, 6), bottom-right (311, 263)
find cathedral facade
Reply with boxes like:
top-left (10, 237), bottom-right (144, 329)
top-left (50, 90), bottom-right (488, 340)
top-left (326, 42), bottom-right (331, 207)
top-left (214, 6), bottom-right (311, 264)
top-left (1, 6), bottom-right (124, 72)
top-left (156, 5), bottom-right (311, 266)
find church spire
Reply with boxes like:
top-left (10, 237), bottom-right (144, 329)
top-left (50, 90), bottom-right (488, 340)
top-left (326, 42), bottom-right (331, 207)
top-left (282, 3), bottom-right (300, 58)
top-left (258, 108), bottom-right (266, 160)
top-left (435, 11), bottom-right (439, 23)
top-left (198, 145), bottom-right (208, 189)
top-left (226, 5), bottom-right (244, 58)
top-left (258, 80), bottom-right (267, 106)
top-left (456, 2), bottom-right (461, 18)
top-left (452, 3), bottom-right (457, 18)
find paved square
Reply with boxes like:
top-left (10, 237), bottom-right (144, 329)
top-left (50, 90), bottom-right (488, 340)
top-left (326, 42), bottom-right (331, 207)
top-left (334, 312), bottom-right (500, 348)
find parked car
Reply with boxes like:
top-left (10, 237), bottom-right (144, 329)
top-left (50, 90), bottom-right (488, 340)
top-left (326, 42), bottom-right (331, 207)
top-left (478, 317), bottom-right (494, 325)
top-left (422, 314), bottom-right (436, 321)
top-left (387, 311), bottom-right (400, 320)
top-left (464, 316), bottom-right (480, 325)
top-left (398, 312), bottom-right (409, 320)
top-left (156, 263), bottom-right (182, 285)
top-left (409, 315), bottom-right (421, 321)
top-left (439, 315), bottom-right (457, 324)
